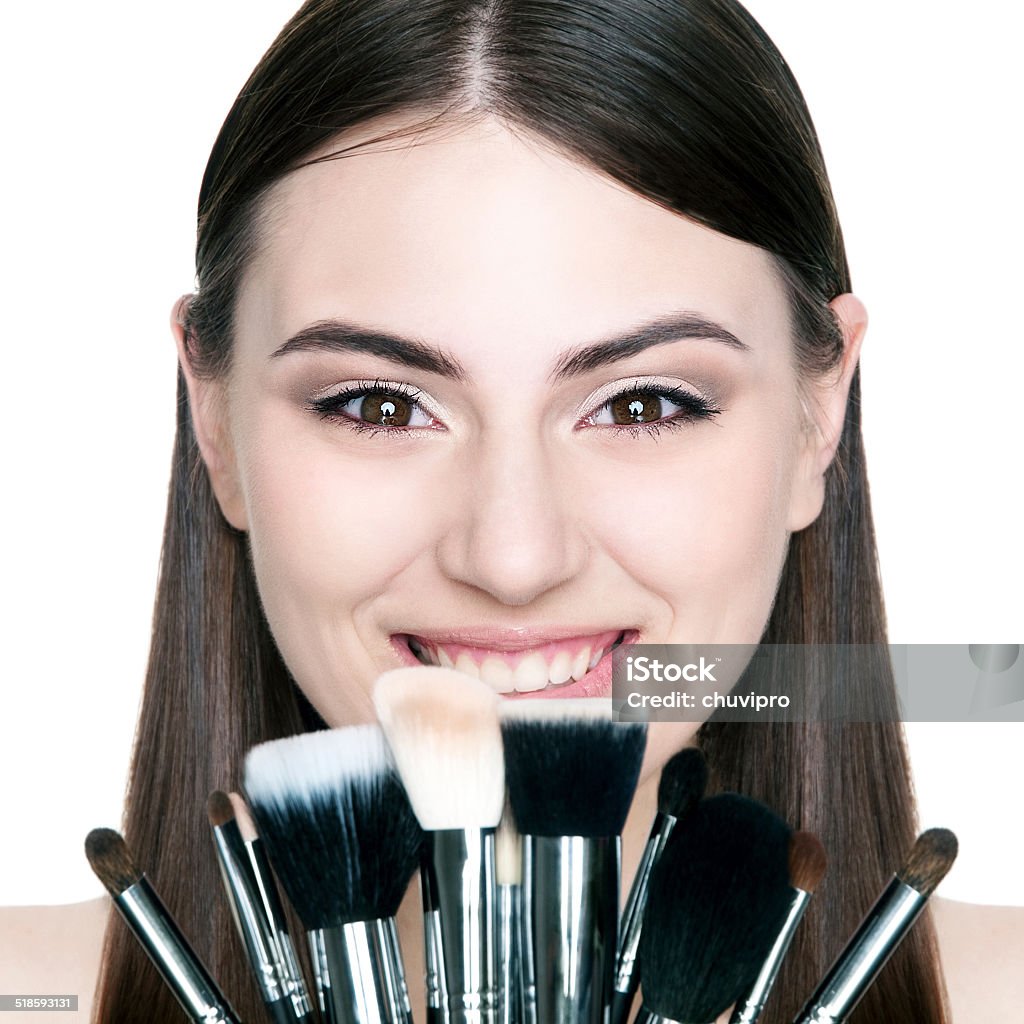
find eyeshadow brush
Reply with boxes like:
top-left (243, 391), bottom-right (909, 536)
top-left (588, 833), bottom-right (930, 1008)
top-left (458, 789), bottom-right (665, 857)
top-left (84, 827), bottom-right (243, 1024)
top-left (792, 827), bottom-right (957, 1024)
top-left (728, 830), bottom-right (827, 1023)
top-left (374, 666), bottom-right (505, 1024)
top-left (500, 698), bottom-right (647, 1024)
top-left (207, 790), bottom-right (315, 1022)
top-left (243, 724), bottom-right (423, 1024)
top-left (611, 746), bottom-right (708, 1024)
top-left (633, 793), bottom-right (795, 1024)
top-left (495, 802), bottom-right (526, 1024)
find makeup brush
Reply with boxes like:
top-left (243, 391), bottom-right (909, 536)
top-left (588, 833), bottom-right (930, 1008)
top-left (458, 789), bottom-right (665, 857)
top-left (611, 746), bottom-right (708, 1024)
top-left (499, 698), bottom-right (647, 1024)
top-left (495, 802), bottom-right (526, 1024)
top-left (634, 793), bottom-right (795, 1024)
top-left (793, 827), bottom-right (958, 1024)
top-left (728, 830), bottom-right (827, 1023)
top-left (243, 724), bottom-right (423, 1024)
top-left (207, 790), bottom-right (314, 1022)
top-left (84, 827), bottom-right (242, 1024)
top-left (374, 666), bottom-right (505, 1024)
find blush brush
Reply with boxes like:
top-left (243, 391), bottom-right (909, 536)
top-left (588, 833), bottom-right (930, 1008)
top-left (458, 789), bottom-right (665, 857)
top-left (243, 724), bottom-right (423, 1024)
top-left (793, 827), bottom-right (957, 1024)
top-left (374, 666), bottom-right (505, 1024)
top-left (207, 790), bottom-right (314, 1023)
top-left (499, 697), bottom-right (647, 1024)
top-left (84, 827), bottom-right (242, 1024)
top-left (728, 830), bottom-right (827, 1023)
top-left (634, 793), bottom-right (795, 1024)
top-left (611, 746), bottom-right (708, 1024)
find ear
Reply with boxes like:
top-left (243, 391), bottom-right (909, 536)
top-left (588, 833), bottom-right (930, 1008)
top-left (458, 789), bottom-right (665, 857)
top-left (171, 296), bottom-right (249, 531)
top-left (786, 293), bottom-right (868, 532)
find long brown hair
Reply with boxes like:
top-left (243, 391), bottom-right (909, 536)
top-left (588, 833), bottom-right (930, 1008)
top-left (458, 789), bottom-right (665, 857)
top-left (93, 1), bottom-right (948, 1021)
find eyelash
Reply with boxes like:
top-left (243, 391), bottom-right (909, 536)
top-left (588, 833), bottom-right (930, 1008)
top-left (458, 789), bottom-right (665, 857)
top-left (308, 377), bottom-right (723, 440)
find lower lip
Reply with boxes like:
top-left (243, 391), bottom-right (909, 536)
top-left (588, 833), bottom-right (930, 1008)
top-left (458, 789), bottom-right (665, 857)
top-left (389, 631), bottom-right (638, 699)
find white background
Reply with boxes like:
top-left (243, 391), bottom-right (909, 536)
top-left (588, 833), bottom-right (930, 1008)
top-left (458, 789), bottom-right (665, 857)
top-left (0, 2), bottom-right (1020, 906)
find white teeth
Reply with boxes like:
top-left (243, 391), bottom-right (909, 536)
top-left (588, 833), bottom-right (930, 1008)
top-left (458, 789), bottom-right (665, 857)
top-left (455, 651), bottom-right (481, 681)
top-left (479, 656), bottom-right (516, 694)
top-left (588, 647), bottom-right (607, 671)
top-left (513, 652), bottom-right (550, 692)
top-left (547, 650), bottom-right (573, 686)
top-left (571, 647), bottom-right (591, 682)
top-left (437, 647), bottom-right (455, 669)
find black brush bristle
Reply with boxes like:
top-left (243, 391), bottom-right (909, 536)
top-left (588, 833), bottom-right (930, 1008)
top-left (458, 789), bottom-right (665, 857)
top-left (638, 794), bottom-right (794, 1023)
top-left (500, 702), bottom-right (647, 836)
top-left (242, 726), bottom-right (423, 930)
top-left (657, 747), bottom-right (708, 819)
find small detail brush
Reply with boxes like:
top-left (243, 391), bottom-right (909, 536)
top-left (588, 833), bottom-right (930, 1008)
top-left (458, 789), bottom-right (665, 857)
top-left (793, 827), bottom-right (958, 1024)
top-left (84, 827), bottom-right (242, 1024)
top-left (500, 698), bottom-right (647, 1024)
top-left (207, 790), bottom-right (314, 1022)
top-left (728, 830), bottom-right (827, 1023)
top-left (495, 802), bottom-right (526, 1024)
top-left (243, 724), bottom-right (423, 1024)
top-left (611, 746), bottom-right (708, 1024)
top-left (634, 793), bottom-right (795, 1024)
top-left (374, 666), bottom-right (505, 1024)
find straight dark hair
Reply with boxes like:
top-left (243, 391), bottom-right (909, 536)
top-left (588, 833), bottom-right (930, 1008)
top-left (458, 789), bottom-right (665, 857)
top-left (93, 1), bottom-right (949, 1021)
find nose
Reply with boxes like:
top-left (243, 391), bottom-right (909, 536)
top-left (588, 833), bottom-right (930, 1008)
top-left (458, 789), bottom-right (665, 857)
top-left (434, 431), bottom-right (589, 607)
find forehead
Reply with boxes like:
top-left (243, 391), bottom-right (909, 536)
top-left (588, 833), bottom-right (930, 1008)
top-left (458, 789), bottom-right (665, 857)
top-left (240, 114), bottom-right (789, 360)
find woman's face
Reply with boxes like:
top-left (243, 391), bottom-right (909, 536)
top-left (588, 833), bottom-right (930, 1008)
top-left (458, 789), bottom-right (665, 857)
top-left (181, 113), bottom-right (860, 773)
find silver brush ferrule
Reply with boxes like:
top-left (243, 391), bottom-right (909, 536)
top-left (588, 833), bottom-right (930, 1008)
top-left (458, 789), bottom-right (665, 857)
top-left (729, 887), bottom-right (810, 1023)
top-left (522, 835), bottom-right (619, 1024)
top-left (309, 918), bottom-right (412, 1024)
top-left (211, 821), bottom-right (314, 1021)
top-left (112, 877), bottom-right (242, 1024)
top-left (497, 883), bottom-right (522, 1024)
top-left (611, 814), bottom-right (675, 1024)
top-left (793, 877), bottom-right (928, 1023)
top-left (632, 1007), bottom-right (686, 1024)
top-left (420, 827), bottom-right (499, 1024)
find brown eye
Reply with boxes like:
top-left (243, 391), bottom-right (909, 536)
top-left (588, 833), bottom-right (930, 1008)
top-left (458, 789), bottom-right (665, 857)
top-left (609, 391), bottom-right (663, 424)
top-left (360, 391), bottom-right (412, 426)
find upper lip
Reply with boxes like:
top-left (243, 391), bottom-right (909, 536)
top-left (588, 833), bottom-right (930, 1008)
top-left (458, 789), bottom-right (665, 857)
top-left (394, 626), bottom-right (635, 652)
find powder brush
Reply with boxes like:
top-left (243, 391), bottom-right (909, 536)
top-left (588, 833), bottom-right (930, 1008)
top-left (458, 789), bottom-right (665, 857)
top-left (243, 724), bottom-right (422, 1024)
top-left (374, 666), bottom-right (505, 1024)
top-left (634, 793), bottom-right (795, 1024)
top-left (500, 697), bottom-right (647, 1024)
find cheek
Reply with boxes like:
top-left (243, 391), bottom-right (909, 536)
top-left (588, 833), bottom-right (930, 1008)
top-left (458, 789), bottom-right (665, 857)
top-left (592, 402), bottom-right (798, 642)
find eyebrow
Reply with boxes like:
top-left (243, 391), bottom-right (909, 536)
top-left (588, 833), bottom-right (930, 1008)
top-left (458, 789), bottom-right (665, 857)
top-left (270, 310), bottom-right (751, 382)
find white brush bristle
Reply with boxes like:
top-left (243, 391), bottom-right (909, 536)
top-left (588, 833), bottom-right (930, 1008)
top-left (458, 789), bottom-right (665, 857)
top-left (374, 666), bottom-right (504, 830)
top-left (498, 696), bottom-right (614, 724)
top-left (244, 724), bottom-right (390, 809)
top-left (495, 804), bottom-right (522, 886)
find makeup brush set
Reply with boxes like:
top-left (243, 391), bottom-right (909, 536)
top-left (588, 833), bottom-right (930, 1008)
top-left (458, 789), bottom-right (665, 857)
top-left (85, 665), bottom-right (958, 1024)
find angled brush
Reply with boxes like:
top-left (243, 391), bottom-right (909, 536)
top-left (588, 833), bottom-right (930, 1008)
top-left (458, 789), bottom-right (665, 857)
top-left (207, 790), bottom-right (314, 1022)
top-left (634, 793), bottom-right (795, 1024)
top-left (374, 666), bottom-right (505, 1024)
top-left (728, 830), bottom-right (827, 1023)
top-left (243, 724), bottom-right (422, 1024)
top-left (84, 827), bottom-right (242, 1024)
top-left (500, 697), bottom-right (647, 1024)
top-left (793, 827), bottom-right (957, 1023)
top-left (612, 746), bottom-right (707, 1024)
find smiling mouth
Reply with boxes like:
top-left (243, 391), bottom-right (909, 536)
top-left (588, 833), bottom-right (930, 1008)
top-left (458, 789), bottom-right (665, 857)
top-left (395, 629), bottom-right (633, 694)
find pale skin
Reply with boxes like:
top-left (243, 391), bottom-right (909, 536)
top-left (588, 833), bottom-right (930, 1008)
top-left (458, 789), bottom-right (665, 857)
top-left (2, 115), bottom-right (1021, 1021)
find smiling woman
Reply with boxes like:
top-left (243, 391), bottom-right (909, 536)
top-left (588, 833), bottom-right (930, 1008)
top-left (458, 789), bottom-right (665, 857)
top-left (1, 0), bottom-right (1021, 1022)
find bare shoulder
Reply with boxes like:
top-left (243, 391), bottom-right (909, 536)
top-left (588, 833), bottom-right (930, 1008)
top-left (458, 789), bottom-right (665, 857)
top-left (931, 896), bottom-right (1024, 1023)
top-left (0, 898), bottom-right (108, 1023)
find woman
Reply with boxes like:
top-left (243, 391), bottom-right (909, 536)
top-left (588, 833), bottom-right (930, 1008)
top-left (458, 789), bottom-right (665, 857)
top-left (2, 0), bottom-right (1021, 1021)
